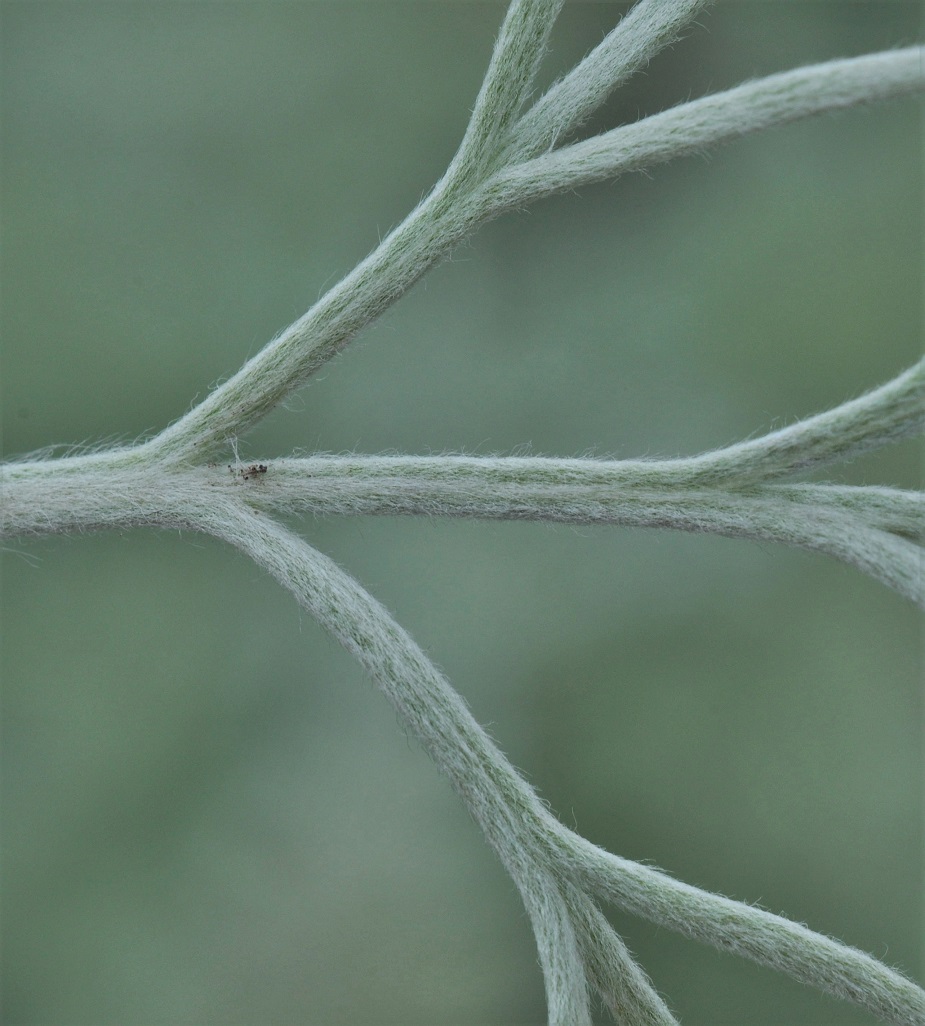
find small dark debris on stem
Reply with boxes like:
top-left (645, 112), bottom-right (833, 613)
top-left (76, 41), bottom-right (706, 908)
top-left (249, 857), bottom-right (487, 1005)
top-left (228, 463), bottom-right (269, 481)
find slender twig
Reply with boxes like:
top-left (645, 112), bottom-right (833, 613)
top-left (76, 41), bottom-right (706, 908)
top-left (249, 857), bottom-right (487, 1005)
top-left (204, 501), bottom-right (925, 1026)
top-left (4, 465), bottom-right (921, 605)
top-left (482, 48), bottom-right (925, 213)
top-left (556, 832), bottom-right (925, 1026)
top-left (681, 356), bottom-right (925, 485)
top-left (126, 43), bottom-right (923, 464)
top-left (445, 0), bottom-right (566, 185)
top-left (505, 0), bottom-right (712, 160)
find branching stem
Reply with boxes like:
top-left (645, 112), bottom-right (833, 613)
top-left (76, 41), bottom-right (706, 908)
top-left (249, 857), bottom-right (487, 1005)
top-left (4, 1), bottom-right (923, 1023)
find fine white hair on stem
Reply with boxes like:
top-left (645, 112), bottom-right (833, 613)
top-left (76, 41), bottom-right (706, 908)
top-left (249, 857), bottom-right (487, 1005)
top-left (2, 358), bottom-right (922, 606)
top-left (556, 832), bottom-right (925, 1026)
top-left (481, 48), bottom-right (925, 213)
top-left (680, 357), bottom-right (925, 484)
top-left (4, 0), bottom-right (924, 1021)
top-left (520, 865), bottom-right (594, 1026)
top-left (506, 0), bottom-right (712, 160)
top-left (205, 500), bottom-right (671, 1023)
top-left (564, 883), bottom-right (679, 1025)
top-left (445, 0), bottom-right (566, 185)
top-left (204, 501), bottom-right (925, 1026)
top-left (128, 37), bottom-right (923, 465)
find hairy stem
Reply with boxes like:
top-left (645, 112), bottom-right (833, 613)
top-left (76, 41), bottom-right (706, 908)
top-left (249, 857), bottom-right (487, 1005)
top-left (506, 0), bottom-right (712, 160)
top-left (482, 48), bottom-right (925, 210)
top-left (5, 3), bottom-right (923, 1021)
top-left (127, 44), bottom-right (923, 466)
top-left (447, 0), bottom-right (566, 184)
top-left (205, 501), bottom-right (925, 1026)
top-left (3, 453), bottom-right (920, 604)
top-left (555, 833), bottom-right (925, 1026)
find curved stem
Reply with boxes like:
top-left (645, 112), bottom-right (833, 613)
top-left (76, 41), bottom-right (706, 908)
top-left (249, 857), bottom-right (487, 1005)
top-left (680, 357), bottom-right (925, 485)
top-left (481, 48), bottom-right (925, 211)
top-left (552, 831), bottom-right (925, 1026)
top-left (134, 191), bottom-right (468, 465)
top-left (506, 0), bottom-right (711, 161)
top-left (206, 499), bottom-right (602, 1022)
top-left (447, 0), bottom-right (565, 185)
top-left (204, 502), bottom-right (925, 1025)
top-left (3, 454), bottom-right (920, 604)
top-left (123, 1), bottom-right (568, 467)
top-left (129, 39), bottom-right (923, 466)
top-left (565, 883), bottom-right (679, 1025)
top-left (520, 865), bottom-right (595, 1026)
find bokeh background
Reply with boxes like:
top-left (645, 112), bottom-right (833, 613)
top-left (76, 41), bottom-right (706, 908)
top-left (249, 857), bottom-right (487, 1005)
top-left (1, 2), bottom-right (922, 1024)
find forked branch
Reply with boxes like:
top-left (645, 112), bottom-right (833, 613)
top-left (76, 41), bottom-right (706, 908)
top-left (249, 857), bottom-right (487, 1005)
top-left (207, 503), bottom-right (925, 1026)
top-left (3, 0), bottom-right (924, 1022)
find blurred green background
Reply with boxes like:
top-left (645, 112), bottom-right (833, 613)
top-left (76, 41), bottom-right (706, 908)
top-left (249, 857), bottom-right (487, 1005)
top-left (1, 2), bottom-right (922, 1024)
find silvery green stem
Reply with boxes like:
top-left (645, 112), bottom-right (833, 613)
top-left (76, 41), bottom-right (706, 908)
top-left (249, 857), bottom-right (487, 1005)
top-left (555, 831), bottom-right (925, 1026)
top-left (205, 500), bottom-right (673, 1025)
top-left (505, 0), bottom-right (712, 160)
top-left (445, 0), bottom-right (566, 184)
top-left (4, 464), bottom-right (920, 604)
top-left (680, 357), bottom-right (925, 485)
top-left (565, 884), bottom-right (679, 1025)
top-left (204, 501), bottom-right (925, 1026)
top-left (481, 48), bottom-right (925, 211)
top-left (128, 0), bottom-right (564, 468)
top-left (131, 42), bottom-right (923, 465)
top-left (4, 2), bottom-right (923, 1021)
top-left (4, 351), bottom-right (922, 605)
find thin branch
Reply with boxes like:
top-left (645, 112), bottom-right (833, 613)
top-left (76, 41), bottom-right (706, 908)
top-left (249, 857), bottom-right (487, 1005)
top-left (446, 0), bottom-right (566, 186)
top-left (564, 883), bottom-right (679, 1025)
top-left (205, 499), bottom-right (604, 1022)
top-left (133, 191), bottom-right (463, 465)
top-left (519, 864), bottom-right (595, 1026)
top-left (205, 501), bottom-right (925, 1025)
top-left (128, 32), bottom-right (923, 467)
top-left (681, 357), bottom-right (925, 485)
top-left (130, 2), bottom-right (565, 467)
top-left (480, 48), bottom-right (925, 213)
top-left (506, 0), bottom-right (711, 161)
top-left (552, 831), bottom-right (925, 1026)
top-left (204, 499), bottom-right (556, 847)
